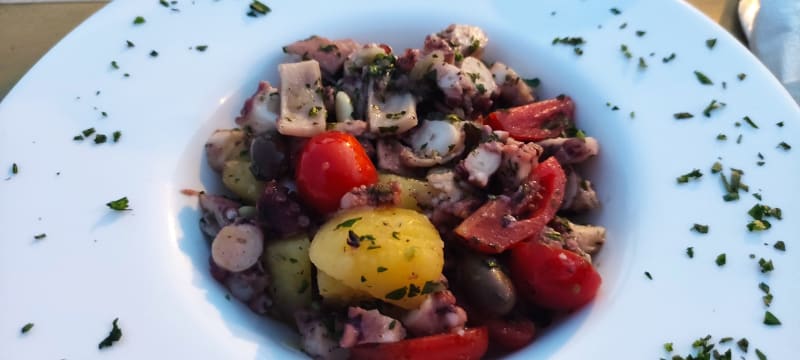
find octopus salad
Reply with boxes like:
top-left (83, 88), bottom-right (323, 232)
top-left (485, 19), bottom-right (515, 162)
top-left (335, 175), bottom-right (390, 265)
top-left (199, 24), bottom-right (605, 359)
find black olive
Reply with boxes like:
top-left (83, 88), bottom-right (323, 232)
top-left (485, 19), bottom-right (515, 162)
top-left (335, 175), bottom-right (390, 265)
top-left (457, 252), bottom-right (517, 316)
top-left (249, 132), bottom-right (287, 181)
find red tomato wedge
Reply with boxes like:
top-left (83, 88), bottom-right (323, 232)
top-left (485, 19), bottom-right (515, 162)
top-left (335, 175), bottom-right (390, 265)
top-left (454, 157), bottom-right (566, 254)
top-left (484, 317), bottom-right (536, 352)
top-left (350, 327), bottom-right (489, 360)
top-left (295, 131), bottom-right (378, 214)
top-left (485, 96), bottom-right (575, 142)
top-left (511, 240), bottom-right (601, 311)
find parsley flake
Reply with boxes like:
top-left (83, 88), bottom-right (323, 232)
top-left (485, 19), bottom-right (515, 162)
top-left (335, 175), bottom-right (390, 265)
top-left (686, 247), bottom-right (695, 258)
top-left (20, 323), bottom-right (34, 334)
top-left (552, 36), bottom-right (585, 46)
top-left (677, 169), bottom-right (702, 183)
top-left (98, 318), bottom-right (122, 349)
top-left (638, 57), bottom-right (647, 69)
top-left (743, 116), bottom-right (759, 129)
top-left (755, 349), bottom-right (767, 360)
top-left (610, 7), bottom-right (622, 15)
top-left (34, 233), bottom-right (46, 240)
top-left (149, 50), bottom-right (159, 57)
top-left (133, 16), bottom-right (146, 25)
top-left (758, 258), bottom-right (774, 273)
top-left (126, 40), bottom-right (135, 48)
top-left (523, 78), bottom-right (540, 88)
top-left (763, 311), bottom-right (781, 325)
top-left (195, 45), bottom-right (208, 52)
top-left (111, 61), bottom-right (119, 70)
top-left (620, 44), bottom-right (632, 58)
top-left (335, 217), bottom-right (362, 229)
top-left (248, 0), bottom-right (271, 16)
top-left (644, 271), bottom-right (653, 280)
top-left (11, 163), bottom-right (18, 175)
top-left (694, 70), bottom-right (713, 85)
top-left (112, 131), bottom-right (122, 143)
top-left (705, 38), bottom-right (717, 49)
top-left (777, 141), bottom-right (791, 150)
top-left (702, 100), bottom-right (725, 117)
top-left (377, 266), bottom-right (388, 273)
top-left (715, 253), bottom-right (726, 266)
top-left (662, 53), bottom-right (676, 63)
top-left (691, 223), bottom-right (709, 234)
top-left (106, 197), bottom-right (131, 211)
top-left (635, 30), bottom-right (646, 37)
top-left (385, 286), bottom-right (407, 300)
top-left (674, 112), bottom-right (694, 119)
top-left (737, 338), bottom-right (749, 352)
top-left (737, 73), bottom-right (747, 81)
top-left (773, 240), bottom-right (785, 251)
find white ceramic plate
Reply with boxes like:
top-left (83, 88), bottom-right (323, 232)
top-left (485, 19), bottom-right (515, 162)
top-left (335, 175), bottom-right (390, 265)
top-left (2, 1), bottom-right (798, 359)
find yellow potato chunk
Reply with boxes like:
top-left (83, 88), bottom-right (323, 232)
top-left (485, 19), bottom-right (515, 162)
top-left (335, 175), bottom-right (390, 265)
top-left (310, 207), bottom-right (444, 309)
top-left (317, 270), bottom-right (373, 306)
top-left (222, 160), bottom-right (265, 204)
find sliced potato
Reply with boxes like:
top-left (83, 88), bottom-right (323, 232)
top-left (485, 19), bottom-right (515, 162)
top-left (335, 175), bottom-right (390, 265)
top-left (263, 234), bottom-right (313, 320)
top-left (317, 270), bottom-right (372, 306)
top-left (378, 174), bottom-right (434, 210)
top-left (309, 207), bottom-right (444, 309)
top-left (222, 159), bottom-right (265, 204)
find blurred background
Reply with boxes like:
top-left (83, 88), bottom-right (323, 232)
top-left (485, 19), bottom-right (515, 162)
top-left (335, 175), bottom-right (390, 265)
top-left (0, 0), bottom-right (746, 101)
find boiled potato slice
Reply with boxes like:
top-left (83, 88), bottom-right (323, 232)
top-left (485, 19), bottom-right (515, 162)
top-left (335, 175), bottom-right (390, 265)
top-left (378, 174), bottom-right (434, 210)
top-left (317, 270), bottom-right (373, 306)
top-left (310, 207), bottom-right (443, 309)
top-left (222, 159), bottom-right (265, 204)
top-left (262, 234), bottom-right (312, 320)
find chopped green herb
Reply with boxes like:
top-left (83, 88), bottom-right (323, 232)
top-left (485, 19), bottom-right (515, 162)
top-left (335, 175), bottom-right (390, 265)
top-left (407, 283), bottom-right (421, 298)
top-left (391, 231), bottom-right (400, 240)
top-left (763, 311), bottom-right (781, 325)
top-left (619, 22), bottom-right (628, 29)
top-left (523, 78), bottom-right (540, 88)
top-left (716, 134), bottom-right (727, 141)
top-left (133, 16), bottom-right (146, 25)
top-left (644, 271), bottom-right (652, 280)
top-left (335, 217), bottom-right (362, 229)
top-left (377, 266), bottom-right (388, 273)
top-left (629, 111), bottom-right (635, 118)
top-left (360, 275), bottom-right (366, 283)
top-left (82, 128), bottom-right (96, 137)
top-left (385, 286), bottom-right (407, 300)
top-left (748, 204), bottom-right (782, 221)
top-left (635, 30), bottom-right (646, 37)
top-left (111, 61), bottom-right (119, 70)
top-left (674, 112), bottom-right (694, 119)
top-left (94, 134), bottom-right (108, 144)
top-left (691, 223), bottom-right (709, 234)
top-left (249, 0), bottom-right (271, 16)
top-left (715, 253), bottom-right (726, 266)
top-left (747, 219), bottom-right (770, 232)
top-left (34, 233), bottom-right (46, 240)
top-left (705, 38), bottom-right (717, 49)
top-left (73, 135), bottom-right (84, 141)
top-left (619, 44), bottom-right (633, 59)
top-left (319, 44), bottom-right (338, 53)
top-left (737, 73), bottom-right (747, 81)
top-left (552, 36), bottom-right (585, 46)
top-left (159, 0), bottom-right (169, 7)
top-left (676, 169), bottom-right (702, 183)
top-left (711, 162), bottom-right (722, 173)
top-left (743, 116), bottom-right (759, 129)
top-left (20, 323), bottom-right (34, 334)
top-left (776, 121), bottom-right (784, 127)
top-left (573, 47), bottom-right (584, 56)
top-left (702, 100), bottom-right (725, 117)
top-left (737, 134), bottom-right (743, 144)
top-left (773, 240), bottom-right (785, 251)
top-left (112, 131), bottom-right (122, 143)
top-left (610, 7), bottom-right (621, 15)
top-left (388, 320), bottom-right (397, 330)
top-left (106, 197), bottom-right (130, 211)
top-left (421, 280), bottom-right (440, 295)
top-left (98, 318), bottom-right (122, 349)
top-left (737, 338), bottom-right (749, 352)
top-left (149, 50), bottom-right (159, 57)
top-left (758, 258), bottom-right (774, 273)
top-left (694, 70), bottom-right (713, 85)
top-left (308, 106), bottom-right (322, 117)
top-left (755, 349), bottom-right (767, 360)
top-left (662, 53), bottom-right (676, 63)
top-left (664, 342), bottom-right (674, 352)
top-left (126, 40), bottom-right (135, 48)
top-left (378, 126), bottom-right (399, 134)
top-left (195, 45), bottom-right (208, 52)
top-left (777, 141), bottom-right (791, 150)
top-left (719, 337), bottom-right (733, 344)
top-left (686, 246), bottom-right (694, 258)
top-left (11, 163), bottom-right (18, 175)
top-left (638, 57), bottom-right (647, 69)
top-left (101, 111), bottom-right (108, 117)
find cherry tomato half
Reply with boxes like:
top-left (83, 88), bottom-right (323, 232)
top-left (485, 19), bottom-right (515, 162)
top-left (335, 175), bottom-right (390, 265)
top-left (510, 240), bottom-right (601, 311)
top-left (350, 327), bottom-right (489, 360)
top-left (295, 131), bottom-right (377, 214)
top-left (485, 317), bottom-right (536, 352)
top-left (455, 157), bottom-right (566, 254)
top-left (486, 96), bottom-right (575, 142)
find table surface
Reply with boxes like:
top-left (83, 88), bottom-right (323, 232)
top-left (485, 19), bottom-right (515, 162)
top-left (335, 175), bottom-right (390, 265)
top-left (0, 0), bottom-right (745, 101)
